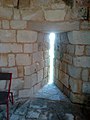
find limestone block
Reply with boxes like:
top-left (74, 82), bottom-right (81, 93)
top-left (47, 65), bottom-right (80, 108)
top-left (36, 60), bottom-right (44, 71)
top-left (33, 43), bottom-right (38, 52)
top-left (24, 64), bottom-right (36, 75)
top-left (51, 3), bottom-right (65, 9)
top-left (82, 82), bottom-right (90, 94)
top-left (11, 78), bottom-right (24, 90)
top-left (24, 44), bottom-right (33, 53)
top-left (69, 77), bottom-right (82, 93)
top-left (16, 54), bottom-right (31, 65)
top-left (19, 88), bottom-right (33, 98)
top-left (10, 43), bottom-right (23, 53)
top-left (44, 50), bottom-right (49, 59)
top-left (82, 69), bottom-right (89, 81)
top-left (60, 61), bottom-right (68, 73)
top-left (0, 43), bottom-right (11, 53)
top-left (24, 76), bottom-right (32, 89)
top-left (2, 20), bottom-right (9, 29)
top-left (38, 69), bottom-right (43, 82)
top-left (75, 45), bottom-right (84, 55)
top-left (70, 92), bottom-right (85, 104)
top-left (0, 30), bottom-right (16, 42)
top-left (44, 58), bottom-right (50, 67)
top-left (8, 54), bottom-right (15, 66)
top-left (17, 30), bottom-right (37, 43)
top-left (14, 9), bottom-right (20, 20)
top-left (63, 54), bottom-right (72, 64)
top-left (0, 7), bottom-right (13, 19)
top-left (67, 44), bottom-right (75, 54)
top-left (56, 68), bottom-right (59, 80)
top-left (21, 9), bottom-right (44, 21)
top-left (33, 51), bottom-right (43, 63)
top-left (0, 54), bottom-right (8, 66)
top-left (68, 31), bottom-right (90, 45)
top-left (2, 67), bottom-right (17, 78)
top-left (44, 10), bottom-right (66, 21)
top-left (17, 66), bottom-right (24, 77)
top-left (31, 73), bottom-right (37, 86)
top-left (44, 67), bottom-right (48, 78)
top-left (80, 21), bottom-right (89, 29)
top-left (19, 0), bottom-right (30, 8)
top-left (33, 83), bottom-right (41, 94)
top-left (3, 0), bottom-right (13, 7)
top-left (73, 56), bottom-right (90, 67)
top-left (10, 20), bottom-right (27, 29)
top-left (68, 65), bottom-right (81, 79)
top-left (86, 46), bottom-right (90, 55)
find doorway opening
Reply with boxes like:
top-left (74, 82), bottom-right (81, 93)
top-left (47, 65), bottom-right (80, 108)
top-left (48, 33), bottom-right (55, 84)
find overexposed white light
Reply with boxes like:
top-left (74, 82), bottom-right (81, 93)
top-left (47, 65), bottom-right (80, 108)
top-left (48, 33), bottom-right (55, 84)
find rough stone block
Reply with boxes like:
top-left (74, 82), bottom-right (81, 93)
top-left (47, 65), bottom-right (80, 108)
top-left (73, 56), bottom-right (90, 67)
top-left (63, 54), bottom-right (72, 64)
top-left (11, 78), bottom-right (24, 90)
top-left (68, 31), bottom-right (90, 45)
top-left (24, 76), bottom-right (32, 89)
top-left (14, 9), bottom-right (20, 20)
top-left (75, 45), bottom-right (84, 55)
top-left (10, 20), bottom-right (27, 29)
top-left (0, 54), bottom-right (8, 66)
top-left (8, 54), bottom-right (15, 66)
top-left (44, 10), bottom-right (66, 21)
top-left (33, 43), bottom-right (38, 52)
top-left (2, 67), bottom-right (17, 78)
top-left (68, 65), bottom-right (81, 79)
top-left (69, 77), bottom-right (82, 93)
top-left (24, 44), bottom-right (33, 53)
top-left (67, 44), bottom-right (75, 54)
top-left (36, 60), bottom-right (44, 71)
top-left (10, 43), bottom-right (23, 53)
top-left (17, 66), bottom-right (24, 77)
top-left (24, 64), bottom-right (36, 75)
top-left (82, 69), bottom-right (89, 81)
top-left (17, 30), bottom-right (37, 43)
top-left (31, 73), bottom-right (37, 86)
top-left (0, 43), bottom-right (11, 53)
top-left (38, 69), bottom-right (43, 82)
top-left (2, 20), bottom-right (9, 29)
top-left (0, 7), bottom-right (13, 19)
top-left (3, 0), bottom-right (13, 7)
top-left (44, 67), bottom-right (48, 78)
top-left (0, 30), bottom-right (16, 42)
top-left (82, 82), bottom-right (90, 94)
top-left (16, 54), bottom-right (31, 65)
top-left (86, 46), bottom-right (90, 55)
top-left (19, 88), bottom-right (33, 98)
top-left (33, 51), bottom-right (43, 63)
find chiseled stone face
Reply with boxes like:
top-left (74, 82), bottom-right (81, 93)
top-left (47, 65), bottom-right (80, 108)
top-left (82, 82), bottom-right (90, 94)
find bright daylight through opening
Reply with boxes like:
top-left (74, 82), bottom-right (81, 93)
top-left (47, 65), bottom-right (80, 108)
top-left (48, 33), bottom-right (55, 84)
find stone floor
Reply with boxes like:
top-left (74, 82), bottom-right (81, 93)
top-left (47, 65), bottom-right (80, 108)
top-left (0, 83), bottom-right (87, 120)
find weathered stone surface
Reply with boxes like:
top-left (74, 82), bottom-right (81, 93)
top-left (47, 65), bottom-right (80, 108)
top-left (11, 78), bottom-right (24, 90)
top-left (0, 54), bottom-right (7, 66)
top-left (0, 7), bottom-right (13, 19)
top-left (33, 51), bottom-right (43, 63)
top-left (44, 67), bottom-right (48, 78)
top-left (24, 64), bottom-right (36, 75)
top-left (33, 43), bottom-right (38, 52)
top-left (2, 20), bottom-right (9, 29)
top-left (10, 20), bottom-right (27, 29)
top-left (17, 30), bottom-right (37, 43)
top-left (69, 77), bottom-right (82, 93)
top-left (63, 54), bottom-right (72, 64)
top-left (27, 21), bottom-right (79, 32)
top-left (86, 46), bottom-right (90, 55)
top-left (8, 54), bottom-right (15, 66)
top-left (31, 73), bottom-right (37, 86)
top-left (24, 76), bottom-right (32, 89)
top-left (10, 43), bottom-right (23, 53)
top-left (0, 30), bottom-right (16, 42)
top-left (68, 31), bottom-right (90, 45)
top-left (3, 0), bottom-right (13, 7)
top-left (0, 43), bottom-right (11, 53)
top-left (17, 66), bottom-right (24, 77)
top-left (75, 45), bottom-right (84, 55)
top-left (16, 54), bottom-right (31, 65)
top-left (13, 9), bottom-right (21, 20)
top-left (82, 82), bottom-right (90, 94)
top-left (19, 88), bottom-right (33, 98)
top-left (38, 69), bottom-right (43, 82)
top-left (2, 67), bottom-right (17, 78)
top-left (33, 83), bottom-right (41, 94)
top-left (73, 56), bottom-right (90, 67)
top-left (67, 44), bottom-right (75, 54)
top-left (24, 44), bottom-right (33, 53)
top-left (82, 69), bottom-right (89, 81)
top-left (44, 10), bottom-right (66, 21)
top-left (68, 65), bottom-right (81, 79)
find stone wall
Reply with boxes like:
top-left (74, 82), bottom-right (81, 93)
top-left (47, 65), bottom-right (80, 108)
top-left (0, 21), bottom-right (50, 98)
top-left (54, 31), bottom-right (90, 104)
